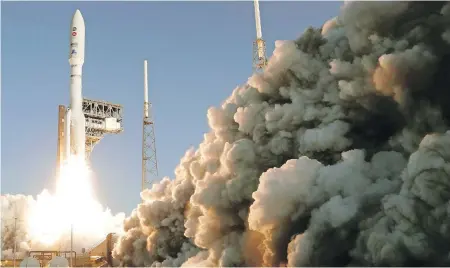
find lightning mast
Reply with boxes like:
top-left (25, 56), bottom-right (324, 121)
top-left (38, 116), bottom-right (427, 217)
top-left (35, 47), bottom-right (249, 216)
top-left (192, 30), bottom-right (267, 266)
top-left (253, 0), bottom-right (267, 72)
top-left (142, 60), bottom-right (159, 192)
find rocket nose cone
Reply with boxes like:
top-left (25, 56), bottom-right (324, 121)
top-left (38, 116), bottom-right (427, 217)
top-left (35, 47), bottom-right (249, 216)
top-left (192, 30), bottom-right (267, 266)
top-left (72, 9), bottom-right (84, 22)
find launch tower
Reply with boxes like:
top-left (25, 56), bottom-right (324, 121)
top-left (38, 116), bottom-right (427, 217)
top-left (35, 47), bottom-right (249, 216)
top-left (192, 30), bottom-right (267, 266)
top-left (82, 98), bottom-right (123, 158)
top-left (252, 0), bottom-right (267, 72)
top-left (142, 60), bottom-right (159, 191)
top-left (57, 99), bottom-right (123, 168)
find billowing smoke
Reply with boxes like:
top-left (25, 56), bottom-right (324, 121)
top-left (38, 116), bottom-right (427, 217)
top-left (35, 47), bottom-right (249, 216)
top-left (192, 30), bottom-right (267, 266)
top-left (110, 1), bottom-right (450, 266)
top-left (1, 194), bottom-right (35, 259)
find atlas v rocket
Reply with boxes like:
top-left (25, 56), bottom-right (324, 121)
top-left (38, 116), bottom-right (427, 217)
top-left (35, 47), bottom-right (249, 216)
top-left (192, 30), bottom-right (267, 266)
top-left (65, 9), bottom-right (86, 161)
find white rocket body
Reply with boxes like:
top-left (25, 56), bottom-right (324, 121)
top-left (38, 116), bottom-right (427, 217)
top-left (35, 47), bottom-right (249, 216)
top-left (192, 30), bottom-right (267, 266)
top-left (67, 9), bottom-right (86, 160)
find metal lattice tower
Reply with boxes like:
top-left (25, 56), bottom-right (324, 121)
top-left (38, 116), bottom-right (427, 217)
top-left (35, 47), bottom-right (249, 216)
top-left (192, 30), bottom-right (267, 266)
top-left (142, 60), bottom-right (159, 192)
top-left (82, 98), bottom-right (124, 159)
top-left (56, 99), bottom-right (123, 174)
top-left (253, 0), bottom-right (267, 72)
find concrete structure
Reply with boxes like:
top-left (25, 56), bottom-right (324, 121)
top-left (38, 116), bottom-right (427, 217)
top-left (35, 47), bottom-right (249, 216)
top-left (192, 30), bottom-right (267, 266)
top-left (89, 233), bottom-right (119, 267)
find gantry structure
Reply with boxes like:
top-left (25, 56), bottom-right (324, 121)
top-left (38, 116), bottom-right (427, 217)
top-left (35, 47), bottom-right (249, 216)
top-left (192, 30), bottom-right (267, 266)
top-left (56, 99), bottom-right (123, 172)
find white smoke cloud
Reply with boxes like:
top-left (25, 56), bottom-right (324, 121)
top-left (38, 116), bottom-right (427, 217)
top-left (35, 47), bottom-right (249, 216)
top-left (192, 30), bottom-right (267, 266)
top-left (1, 194), bottom-right (35, 258)
top-left (112, 1), bottom-right (450, 266)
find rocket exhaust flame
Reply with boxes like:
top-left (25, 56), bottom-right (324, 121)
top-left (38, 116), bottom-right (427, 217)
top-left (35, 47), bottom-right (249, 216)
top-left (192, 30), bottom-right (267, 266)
top-left (0, 156), bottom-right (126, 256)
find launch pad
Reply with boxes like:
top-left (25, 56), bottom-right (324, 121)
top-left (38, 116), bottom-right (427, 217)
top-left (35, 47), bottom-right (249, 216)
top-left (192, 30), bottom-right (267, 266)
top-left (57, 98), bottom-right (123, 167)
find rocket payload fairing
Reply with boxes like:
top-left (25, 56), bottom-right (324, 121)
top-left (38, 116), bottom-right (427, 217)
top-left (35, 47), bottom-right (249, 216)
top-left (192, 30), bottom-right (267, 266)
top-left (65, 9), bottom-right (86, 161)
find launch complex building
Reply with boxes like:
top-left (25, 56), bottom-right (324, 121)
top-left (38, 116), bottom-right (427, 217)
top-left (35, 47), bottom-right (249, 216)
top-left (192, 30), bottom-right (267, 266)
top-left (56, 98), bottom-right (123, 170)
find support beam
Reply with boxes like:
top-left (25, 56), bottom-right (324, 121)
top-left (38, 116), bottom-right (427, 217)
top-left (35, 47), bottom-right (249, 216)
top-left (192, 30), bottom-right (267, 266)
top-left (56, 105), bottom-right (66, 177)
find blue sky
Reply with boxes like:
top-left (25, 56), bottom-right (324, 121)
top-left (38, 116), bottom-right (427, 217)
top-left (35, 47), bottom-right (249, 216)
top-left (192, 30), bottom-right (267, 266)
top-left (2, 1), bottom-right (343, 215)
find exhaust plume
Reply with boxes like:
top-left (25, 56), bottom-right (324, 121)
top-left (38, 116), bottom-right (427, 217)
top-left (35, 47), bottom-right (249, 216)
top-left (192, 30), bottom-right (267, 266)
top-left (1, 160), bottom-right (126, 259)
top-left (1, 194), bottom-right (125, 259)
top-left (113, 1), bottom-right (450, 266)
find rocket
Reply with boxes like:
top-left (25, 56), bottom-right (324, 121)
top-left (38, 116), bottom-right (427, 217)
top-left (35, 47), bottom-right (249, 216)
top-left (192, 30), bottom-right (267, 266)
top-left (65, 9), bottom-right (86, 161)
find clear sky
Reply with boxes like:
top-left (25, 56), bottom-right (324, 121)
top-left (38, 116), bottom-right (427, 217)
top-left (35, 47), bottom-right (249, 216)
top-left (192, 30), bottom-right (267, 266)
top-left (1, 1), bottom-right (343, 215)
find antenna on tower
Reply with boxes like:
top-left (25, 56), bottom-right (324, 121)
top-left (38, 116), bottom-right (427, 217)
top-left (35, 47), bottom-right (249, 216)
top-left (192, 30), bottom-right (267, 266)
top-left (142, 60), bottom-right (159, 192)
top-left (253, 0), bottom-right (267, 72)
